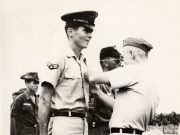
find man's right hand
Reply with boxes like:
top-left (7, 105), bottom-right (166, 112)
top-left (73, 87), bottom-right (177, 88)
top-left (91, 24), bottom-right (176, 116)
top-left (90, 84), bottom-right (103, 96)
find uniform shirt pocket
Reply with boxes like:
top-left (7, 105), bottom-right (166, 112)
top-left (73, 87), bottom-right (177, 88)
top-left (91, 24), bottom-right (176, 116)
top-left (64, 58), bottom-right (81, 79)
top-left (64, 69), bottom-right (81, 79)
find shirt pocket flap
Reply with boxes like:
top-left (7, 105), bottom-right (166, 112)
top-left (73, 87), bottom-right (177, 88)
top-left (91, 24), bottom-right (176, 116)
top-left (64, 69), bottom-right (81, 79)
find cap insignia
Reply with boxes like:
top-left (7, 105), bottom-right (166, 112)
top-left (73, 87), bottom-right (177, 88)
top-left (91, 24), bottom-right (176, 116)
top-left (73, 19), bottom-right (89, 24)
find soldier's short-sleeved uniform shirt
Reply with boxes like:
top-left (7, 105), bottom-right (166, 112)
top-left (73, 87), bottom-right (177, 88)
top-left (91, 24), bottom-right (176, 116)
top-left (11, 90), bottom-right (39, 135)
top-left (105, 63), bottom-right (159, 131)
top-left (42, 46), bottom-right (89, 112)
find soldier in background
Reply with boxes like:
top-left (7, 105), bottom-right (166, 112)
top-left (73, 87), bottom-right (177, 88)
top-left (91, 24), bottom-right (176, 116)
top-left (88, 46), bottom-right (123, 135)
top-left (11, 72), bottom-right (39, 135)
top-left (12, 88), bottom-right (26, 101)
top-left (11, 88), bottom-right (26, 135)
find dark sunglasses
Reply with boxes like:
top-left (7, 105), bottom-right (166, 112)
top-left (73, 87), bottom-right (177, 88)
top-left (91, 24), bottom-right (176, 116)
top-left (100, 58), bottom-right (120, 63)
top-left (26, 79), bottom-right (39, 84)
top-left (33, 80), bottom-right (39, 85)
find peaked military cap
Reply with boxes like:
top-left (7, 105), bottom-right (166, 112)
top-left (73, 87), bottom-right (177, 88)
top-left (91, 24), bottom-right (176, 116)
top-left (20, 72), bottom-right (39, 82)
top-left (100, 46), bottom-right (120, 60)
top-left (61, 11), bottom-right (98, 30)
top-left (123, 37), bottom-right (153, 53)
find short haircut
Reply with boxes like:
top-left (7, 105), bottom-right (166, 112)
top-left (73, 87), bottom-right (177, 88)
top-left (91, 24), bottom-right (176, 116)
top-left (65, 23), bottom-right (81, 32)
top-left (100, 47), bottom-right (121, 60)
top-left (64, 23), bottom-right (81, 38)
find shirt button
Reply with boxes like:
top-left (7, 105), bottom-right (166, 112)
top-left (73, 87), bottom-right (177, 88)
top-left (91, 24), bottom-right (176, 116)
top-left (34, 124), bottom-right (37, 127)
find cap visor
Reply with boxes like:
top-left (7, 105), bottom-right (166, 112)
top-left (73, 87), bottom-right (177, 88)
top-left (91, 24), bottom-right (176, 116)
top-left (84, 24), bottom-right (94, 30)
top-left (20, 75), bottom-right (26, 80)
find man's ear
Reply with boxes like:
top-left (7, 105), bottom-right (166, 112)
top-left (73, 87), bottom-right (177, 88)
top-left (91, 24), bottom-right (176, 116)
top-left (67, 28), bottom-right (74, 38)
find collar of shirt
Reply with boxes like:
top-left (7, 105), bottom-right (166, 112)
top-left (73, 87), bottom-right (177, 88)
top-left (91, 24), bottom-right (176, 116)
top-left (63, 46), bottom-right (86, 62)
top-left (24, 90), bottom-right (37, 99)
top-left (24, 90), bottom-right (31, 100)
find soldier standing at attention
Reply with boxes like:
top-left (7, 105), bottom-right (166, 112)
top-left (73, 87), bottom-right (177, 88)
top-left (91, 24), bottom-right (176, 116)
top-left (38, 11), bottom-right (98, 135)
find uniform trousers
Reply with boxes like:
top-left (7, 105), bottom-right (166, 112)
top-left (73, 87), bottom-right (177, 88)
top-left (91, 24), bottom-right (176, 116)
top-left (48, 116), bottom-right (88, 135)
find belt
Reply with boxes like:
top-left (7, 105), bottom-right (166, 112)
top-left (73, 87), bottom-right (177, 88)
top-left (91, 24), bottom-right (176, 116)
top-left (51, 110), bottom-right (87, 118)
top-left (94, 121), bottom-right (109, 127)
top-left (110, 128), bottom-right (143, 134)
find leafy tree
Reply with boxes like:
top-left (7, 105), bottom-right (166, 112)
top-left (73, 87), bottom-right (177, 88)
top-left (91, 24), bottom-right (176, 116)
top-left (149, 112), bottom-right (180, 134)
top-left (156, 113), bottom-right (169, 133)
top-left (157, 113), bottom-right (169, 126)
top-left (167, 112), bottom-right (180, 134)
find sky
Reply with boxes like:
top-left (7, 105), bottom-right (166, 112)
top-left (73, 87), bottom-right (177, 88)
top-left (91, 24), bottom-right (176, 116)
top-left (1, 0), bottom-right (180, 133)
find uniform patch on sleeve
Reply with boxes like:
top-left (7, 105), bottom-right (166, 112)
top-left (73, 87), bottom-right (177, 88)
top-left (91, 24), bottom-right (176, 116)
top-left (47, 62), bottom-right (59, 70)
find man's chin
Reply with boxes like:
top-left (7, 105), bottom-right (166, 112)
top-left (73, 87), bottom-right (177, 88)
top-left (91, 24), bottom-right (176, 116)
top-left (85, 43), bottom-right (90, 48)
top-left (81, 45), bottom-right (88, 49)
top-left (83, 42), bottom-right (90, 46)
top-left (83, 46), bottom-right (88, 49)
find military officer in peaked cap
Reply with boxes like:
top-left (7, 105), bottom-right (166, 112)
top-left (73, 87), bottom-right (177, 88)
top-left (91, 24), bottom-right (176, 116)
top-left (85, 37), bottom-right (159, 135)
top-left (38, 11), bottom-right (98, 135)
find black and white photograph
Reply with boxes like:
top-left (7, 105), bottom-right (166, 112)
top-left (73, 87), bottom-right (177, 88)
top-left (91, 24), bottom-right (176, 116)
top-left (1, 0), bottom-right (180, 135)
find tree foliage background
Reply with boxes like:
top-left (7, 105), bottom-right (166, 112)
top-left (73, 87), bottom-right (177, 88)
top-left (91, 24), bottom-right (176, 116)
top-left (150, 112), bottom-right (180, 126)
